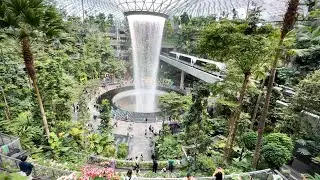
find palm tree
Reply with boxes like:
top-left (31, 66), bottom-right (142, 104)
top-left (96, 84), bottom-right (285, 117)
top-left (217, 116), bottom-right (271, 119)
top-left (252, 0), bottom-right (300, 169)
top-left (199, 22), bottom-right (273, 161)
top-left (0, 0), bottom-right (64, 138)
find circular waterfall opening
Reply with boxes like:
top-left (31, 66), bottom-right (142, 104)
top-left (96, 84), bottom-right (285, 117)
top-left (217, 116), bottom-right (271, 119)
top-left (112, 89), bottom-right (166, 113)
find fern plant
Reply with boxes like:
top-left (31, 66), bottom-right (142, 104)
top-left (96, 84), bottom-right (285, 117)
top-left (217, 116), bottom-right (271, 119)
top-left (307, 173), bottom-right (320, 180)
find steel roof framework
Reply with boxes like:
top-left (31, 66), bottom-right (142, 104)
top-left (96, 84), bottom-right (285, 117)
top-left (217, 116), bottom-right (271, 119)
top-left (53, 0), bottom-right (289, 21)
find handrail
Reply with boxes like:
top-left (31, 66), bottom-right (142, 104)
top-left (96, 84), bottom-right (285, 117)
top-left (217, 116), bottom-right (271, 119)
top-left (0, 153), bottom-right (75, 179)
top-left (0, 132), bottom-right (19, 140)
top-left (135, 169), bottom-right (277, 180)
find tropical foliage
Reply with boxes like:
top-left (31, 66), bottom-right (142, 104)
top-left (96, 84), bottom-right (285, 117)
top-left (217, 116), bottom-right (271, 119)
top-left (0, 0), bottom-right (126, 174)
top-left (158, 92), bottom-right (192, 119)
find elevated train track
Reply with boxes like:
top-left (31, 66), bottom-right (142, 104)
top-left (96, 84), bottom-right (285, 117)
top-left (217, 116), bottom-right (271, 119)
top-left (160, 52), bottom-right (226, 83)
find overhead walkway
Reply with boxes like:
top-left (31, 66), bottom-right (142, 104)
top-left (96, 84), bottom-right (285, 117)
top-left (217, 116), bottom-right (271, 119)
top-left (160, 53), bottom-right (225, 84)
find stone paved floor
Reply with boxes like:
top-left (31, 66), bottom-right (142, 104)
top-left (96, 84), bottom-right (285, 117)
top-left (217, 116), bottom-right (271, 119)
top-left (112, 120), bottom-right (163, 161)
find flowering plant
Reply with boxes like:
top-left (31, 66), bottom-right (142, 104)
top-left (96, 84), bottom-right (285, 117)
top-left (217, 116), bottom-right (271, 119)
top-left (79, 165), bottom-right (116, 180)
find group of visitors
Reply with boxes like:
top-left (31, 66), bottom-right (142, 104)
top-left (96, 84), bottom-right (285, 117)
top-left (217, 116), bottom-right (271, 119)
top-left (145, 124), bottom-right (159, 137)
top-left (17, 155), bottom-right (225, 180)
top-left (184, 168), bottom-right (225, 180)
top-left (125, 161), bottom-right (225, 180)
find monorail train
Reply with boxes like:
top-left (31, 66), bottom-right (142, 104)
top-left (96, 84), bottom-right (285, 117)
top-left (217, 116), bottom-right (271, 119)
top-left (168, 51), bottom-right (195, 65)
top-left (168, 51), bottom-right (226, 72)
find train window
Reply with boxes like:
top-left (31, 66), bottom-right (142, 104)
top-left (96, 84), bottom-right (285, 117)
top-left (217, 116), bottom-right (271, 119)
top-left (179, 55), bottom-right (192, 64)
top-left (169, 52), bottom-right (176, 58)
top-left (194, 60), bottom-right (207, 67)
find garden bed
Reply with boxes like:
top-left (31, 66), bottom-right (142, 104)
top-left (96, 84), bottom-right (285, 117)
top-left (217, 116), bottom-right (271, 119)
top-left (87, 155), bottom-right (183, 170)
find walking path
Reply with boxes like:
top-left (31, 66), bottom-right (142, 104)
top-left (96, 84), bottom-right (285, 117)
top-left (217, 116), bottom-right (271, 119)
top-left (72, 81), bottom-right (165, 160)
top-left (112, 120), bottom-right (162, 160)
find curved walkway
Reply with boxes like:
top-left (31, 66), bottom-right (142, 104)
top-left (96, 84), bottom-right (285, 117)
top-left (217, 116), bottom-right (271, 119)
top-left (84, 81), bottom-right (165, 160)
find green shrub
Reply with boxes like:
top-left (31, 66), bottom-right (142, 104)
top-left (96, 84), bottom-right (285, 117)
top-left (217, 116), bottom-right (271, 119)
top-left (102, 145), bottom-right (116, 157)
top-left (117, 143), bottom-right (128, 159)
top-left (261, 143), bottom-right (291, 169)
top-left (240, 131), bottom-right (258, 151)
top-left (263, 133), bottom-right (293, 152)
top-left (196, 154), bottom-right (216, 175)
top-left (156, 135), bottom-right (182, 160)
top-left (0, 172), bottom-right (28, 180)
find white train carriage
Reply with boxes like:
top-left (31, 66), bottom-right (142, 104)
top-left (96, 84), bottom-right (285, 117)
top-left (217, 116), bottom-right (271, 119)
top-left (169, 51), bottom-right (226, 72)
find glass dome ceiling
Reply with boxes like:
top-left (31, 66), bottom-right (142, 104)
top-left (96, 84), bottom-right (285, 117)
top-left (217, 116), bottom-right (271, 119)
top-left (53, 0), bottom-right (289, 21)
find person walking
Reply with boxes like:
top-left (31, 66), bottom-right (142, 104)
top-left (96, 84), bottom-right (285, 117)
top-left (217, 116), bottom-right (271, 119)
top-left (152, 159), bottom-right (158, 173)
top-left (151, 153), bottom-right (156, 160)
top-left (134, 156), bottom-right (140, 174)
top-left (125, 169), bottom-right (136, 180)
top-left (168, 159), bottom-right (174, 173)
top-left (19, 155), bottom-right (34, 177)
top-left (213, 167), bottom-right (224, 180)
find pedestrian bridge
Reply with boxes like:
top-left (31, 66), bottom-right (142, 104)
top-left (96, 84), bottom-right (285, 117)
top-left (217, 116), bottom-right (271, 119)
top-left (159, 52), bottom-right (225, 84)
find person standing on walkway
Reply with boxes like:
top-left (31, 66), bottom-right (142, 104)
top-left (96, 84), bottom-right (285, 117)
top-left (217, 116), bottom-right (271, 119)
top-left (134, 156), bottom-right (140, 174)
top-left (213, 167), bottom-right (224, 180)
top-left (168, 159), bottom-right (174, 173)
top-left (152, 159), bottom-right (158, 173)
top-left (151, 153), bottom-right (156, 160)
top-left (19, 155), bottom-right (34, 177)
top-left (125, 169), bottom-right (136, 180)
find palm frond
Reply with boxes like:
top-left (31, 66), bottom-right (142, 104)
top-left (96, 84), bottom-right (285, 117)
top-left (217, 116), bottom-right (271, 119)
top-left (297, 148), bottom-right (311, 156)
top-left (26, 0), bottom-right (43, 8)
top-left (311, 26), bottom-right (320, 38)
top-left (5, 0), bottom-right (27, 15)
top-left (23, 8), bottom-right (41, 27)
top-left (2, 0), bottom-right (64, 40)
top-left (296, 139), bottom-right (307, 146)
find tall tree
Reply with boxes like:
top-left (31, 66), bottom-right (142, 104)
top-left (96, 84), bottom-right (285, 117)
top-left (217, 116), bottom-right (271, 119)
top-left (0, 0), bottom-right (64, 138)
top-left (180, 12), bottom-right (190, 25)
top-left (107, 14), bottom-right (114, 26)
top-left (252, 0), bottom-right (300, 168)
top-left (199, 21), bottom-right (274, 161)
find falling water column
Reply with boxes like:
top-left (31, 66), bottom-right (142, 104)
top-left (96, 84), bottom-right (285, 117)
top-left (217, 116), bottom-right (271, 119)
top-left (127, 13), bottom-right (166, 113)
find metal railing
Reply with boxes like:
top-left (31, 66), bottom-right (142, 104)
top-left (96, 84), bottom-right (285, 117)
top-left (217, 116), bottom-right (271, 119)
top-left (0, 132), bottom-right (21, 148)
top-left (0, 154), bottom-right (74, 179)
top-left (135, 169), bottom-right (287, 180)
top-left (0, 132), bottom-right (23, 159)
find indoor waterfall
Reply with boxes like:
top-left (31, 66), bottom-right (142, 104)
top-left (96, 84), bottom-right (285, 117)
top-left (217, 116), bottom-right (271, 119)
top-left (127, 14), bottom-right (166, 113)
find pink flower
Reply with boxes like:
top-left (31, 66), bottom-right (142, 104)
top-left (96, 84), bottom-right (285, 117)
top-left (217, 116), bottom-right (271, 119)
top-left (79, 165), bottom-right (115, 179)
